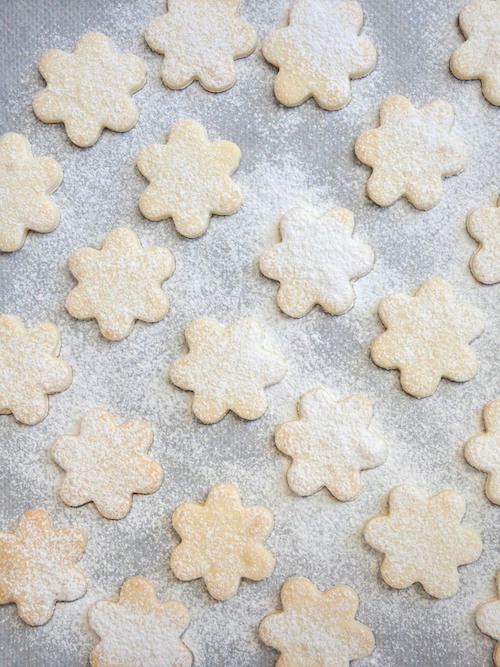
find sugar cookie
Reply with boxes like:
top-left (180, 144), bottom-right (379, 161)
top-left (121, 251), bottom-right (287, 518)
top-left (464, 399), bottom-right (500, 504)
top-left (33, 32), bottom-right (147, 147)
top-left (467, 198), bottom-right (500, 284)
top-left (476, 572), bottom-right (500, 666)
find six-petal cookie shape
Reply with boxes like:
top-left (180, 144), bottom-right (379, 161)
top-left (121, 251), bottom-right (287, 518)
top-left (259, 577), bottom-right (375, 666)
top-left (476, 572), bottom-right (500, 667)
top-left (262, 0), bottom-right (377, 109)
top-left (464, 399), bottom-right (500, 504)
top-left (169, 317), bottom-right (287, 423)
top-left (450, 0), bottom-right (500, 106)
top-left (33, 32), bottom-right (147, 147)
top-left (170, 483), bottom-right (275, 600)
top-left (259, 207), bottom-right (374, 317)
top-left (364, 483), bottom-right (482, 598)
top-left (137, 120), bottom-right (242, 238)
top-left (467, 198), bottom-right (500, 284)
top-left (144, 0), bottom-right (257, 92)
top-left (355, 95), bottom-right (468, 209)
top-left (0, 132), bottom-right (62, 252)
top-left (51, 408), bottom-right (163, 520)
top-left (371, 278), bottom-right (486, 398)
top-left (88, 575), bottom-right (192, 667)
top-left (65, 227), bottom-right (175, 341)
top-left (0, 509), bottom-right (87, 625)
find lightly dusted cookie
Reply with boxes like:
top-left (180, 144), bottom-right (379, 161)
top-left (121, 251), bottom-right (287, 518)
top-left (476, 572), bottom-right (500, 666)
top-left (262, 0), bottom-right (376, 110)
top-left (464, 399), bottom-right (500, 504)
top-left (0, 132), bottom-right (62, 252)
top-left (467, 197), bottom-right (500, 284)
top-left (33, 32), bottom-right (147, 147)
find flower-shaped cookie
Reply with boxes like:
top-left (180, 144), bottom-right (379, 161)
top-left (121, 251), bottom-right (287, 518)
top-left (355, 95), bottom-right (468, 209)
top-left (259, 577), bottom-right (375, 666)
top-left (464, 399), bottom-right (500, 504)
top-left (476, 572), bottom-right (500, 666)
top-left (259, 207), bottom-right (374, 317)
top-left (450, 0), bottom-right (500, 106)
top-left (371, 278), bottom-right (485, 398)
top-left (467, 198), bottom-right (500, 284)
top-left (144, 0), bottom-right (257, 92)
top-left (0, 509), bottom-right (87, 625)
top-left (88, 576), bottom-right (192, 667)
top-left (364, 484), bottom-right (482, 598)
top-left (0, 132), bottom-right (62, 252)
top-left (169, 317), bottom-right (287, 423)
top-left (51, 408), bottom-right (163, 520)
top-left (33, 32), bottom-right (147, 147)
top-left (262, 0), bottom-right (376, 110)
top-left (137, 120), bottom-right (242, 238)
top-left (275, 389), bottom-right (387, 501)
top-left (170, 483), bottom-right (275, 600)
top-left (66, 227), bottom-right (174, 341)
top-left (0, 315), bottom-right (72, 425)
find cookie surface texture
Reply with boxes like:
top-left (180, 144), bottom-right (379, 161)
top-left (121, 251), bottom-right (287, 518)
top-left (475, 572), bottom-right (500, 667)
top-left (467, 198), bottom-right (500, 284)
top-left (464, 399), bottom-right (500, 504)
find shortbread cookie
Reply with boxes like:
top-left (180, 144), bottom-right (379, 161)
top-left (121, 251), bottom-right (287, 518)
top-left (65, 227), bottom-right (174, 341)
top-left (137, 120), bottom-right (242, 238)
top-left (33, 32), bottom-right (146, 147)
top-left (450, 0), bottom-right (500, 105)
top-left (262, 0), bottom-right (376, 109)
top-left (476, 572), bottom-right (500, 666)
top-left (467, 198), bottom-right (500, 284)
top-left (275, 389), bottom-right (387, 500)
top-left (0, 315), bottom-right (72, 425)
top-left (259, 577), bottom-right (375, 666)
top-left (0, 509), bottom-right (87, 625)
top-left (464, 399), bottom-right (500, 504)
top-left (88, 576), bottom-right (192, 667)
top-left (371, 278), bottom-right (485, 398)
top-left (0, 132), bottom-right (62, 252)
top-left (144, 0), bottom-right (257, 92)
top-left (169, 317), bottom-right (287, 423)
top-left (170, 483), bottom-right (274, 600)
top-left (355, 95), bottom-right (468, 209)
top-left (51, 408), bottom-right (163, 520)
top-left (364, 483), bottom-right (482, 598)
top-left (259, 207), bottom-right (374, 317)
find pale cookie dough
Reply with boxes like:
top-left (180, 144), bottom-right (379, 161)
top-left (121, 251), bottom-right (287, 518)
top-left (169, 317), bottom-right (287, 423)
top-left (0, 132), bottom-right (62, 252)
top-left (262, 0), bottom-right (376, 110)
top-left (467, 197), bottom-right (500, 284)
top-left (0, 315), bottom-right (72, 425)
top-left (0, 509), bottom-right (87, 625)
top-left (355, 95), bottom-right (468, 209)
top-left (88, 576), bottom-right (192, 667)
top-left (450, 0), bottom-right (500, 106)
top-left (275, 389), bottom-right (387, 501)
top-left (170, 483), bottom-right (275, 600)
top-left (33, 32), bottom-right (147, 147)
top-left (259, 207), bottom-right (374, 317)
top-left (364, 483), bottom-right (482, 598)
top-left (464, 399), bottom-right (500, 504)
top-left (65, 227), bottom-right (174, 341)
top-left (476, 572), bottom-right (500, 667)
top-left (137, 120), bottom-right (242, 238)
top-left (51, 408), bottom-right (163, 520)
top-left (259, 577), bottom-right (375, 666)
top-left (371, 278), bottom-right (485, 398)
top-left (144, 0), bottom-right (257, 92)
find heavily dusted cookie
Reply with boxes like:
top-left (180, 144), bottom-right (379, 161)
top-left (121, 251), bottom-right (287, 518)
top-left (137, 120), bottom-right (242, 238)
top-left (88, 576), bottom-right (192, 667)
top-left (65, 227), bottom-right (174, 341)
top-left (467, 197), bottom-right (500, 284)
top-left (0, 132), bottom-right (62, 252)
top-left (371, 278), bottom-right (486, 398)
top-left (33, 32), bottom-right (146, 147)
top-left (364, 483), bottom-right (482, 598)
top-left (262, 0), bottom-right (376, 110)
top-left (170, 483), bottom-right (275, 600)
top-left (259, 577), bottom-right (375, 666)
top-left (169, 317), bottom-right (287, 423)
top-left (259, 207), bottom-right (374, 318)
top-left (355, 95), bottom-right (468, 209)
top-left (51, 408), bottom-right (163, 520)
top-left (0, 315), bottom-right (72, 425)
top-left (464, 399), bottom-right (500, 504)
top-left (476, 572), bottom-right (500, 666)
top-left (144, 0), bottom-right (257, 92)
top-left (0, 509), bottom-right (87, 625)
